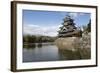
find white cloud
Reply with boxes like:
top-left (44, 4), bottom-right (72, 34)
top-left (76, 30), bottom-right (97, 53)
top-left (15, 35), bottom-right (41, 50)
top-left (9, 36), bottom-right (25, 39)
top-left (69, 13), bottom-right (78, 18)
top-left (23, 24), bottom-right (60, 36)
top-left (68, 12), bottom-right (86, 18)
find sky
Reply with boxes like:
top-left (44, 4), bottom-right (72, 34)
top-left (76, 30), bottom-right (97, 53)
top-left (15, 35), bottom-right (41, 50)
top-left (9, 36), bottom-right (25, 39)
top-left (23, 10), bottom-right (90, 36)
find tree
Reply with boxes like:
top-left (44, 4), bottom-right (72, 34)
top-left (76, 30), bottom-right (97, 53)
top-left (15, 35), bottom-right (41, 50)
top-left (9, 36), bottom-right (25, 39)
top-left (87, 20), bottom-right (91, 32)
top-left (82, 19), bottom-right (91, 34)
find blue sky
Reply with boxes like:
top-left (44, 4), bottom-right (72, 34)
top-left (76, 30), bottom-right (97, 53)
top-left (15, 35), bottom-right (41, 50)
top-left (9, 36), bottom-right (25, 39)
top-left (23, 10), bottom-right (90, 36)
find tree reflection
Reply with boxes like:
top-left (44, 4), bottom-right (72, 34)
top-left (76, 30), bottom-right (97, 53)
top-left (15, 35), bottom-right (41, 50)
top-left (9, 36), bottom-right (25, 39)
top-left (23, 43), bottom-right (36, 49)
top-left (37, 43), bottom-right (42, 48)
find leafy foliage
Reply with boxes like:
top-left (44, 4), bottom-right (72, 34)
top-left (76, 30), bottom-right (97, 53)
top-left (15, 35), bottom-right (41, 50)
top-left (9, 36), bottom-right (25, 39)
top-left (23, 35), bottom-right (57, 43)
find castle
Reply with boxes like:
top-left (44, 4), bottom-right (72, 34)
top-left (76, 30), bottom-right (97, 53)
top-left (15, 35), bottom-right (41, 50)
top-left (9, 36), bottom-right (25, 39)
top-left (58, 15), bottom-right (82, 37)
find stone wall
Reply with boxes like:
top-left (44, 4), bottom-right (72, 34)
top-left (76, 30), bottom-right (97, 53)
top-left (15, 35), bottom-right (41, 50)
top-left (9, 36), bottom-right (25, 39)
top-left (55, 33), bottom-right (91, 59)
top-left (55, 37), bottom-right (80, 51)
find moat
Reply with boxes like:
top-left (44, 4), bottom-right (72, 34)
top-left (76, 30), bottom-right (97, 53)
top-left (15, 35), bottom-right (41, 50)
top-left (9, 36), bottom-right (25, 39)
top-left (23, 43), bottom-right (82, 62)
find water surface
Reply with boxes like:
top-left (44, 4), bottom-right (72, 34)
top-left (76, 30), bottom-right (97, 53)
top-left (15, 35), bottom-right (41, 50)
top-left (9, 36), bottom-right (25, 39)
top-left (23, 43), bottom-right (82, 62)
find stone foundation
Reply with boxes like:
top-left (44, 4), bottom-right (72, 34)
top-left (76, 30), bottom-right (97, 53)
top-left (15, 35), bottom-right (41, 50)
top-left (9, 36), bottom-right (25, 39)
top-left (54, 37), bottom-right (80, 51)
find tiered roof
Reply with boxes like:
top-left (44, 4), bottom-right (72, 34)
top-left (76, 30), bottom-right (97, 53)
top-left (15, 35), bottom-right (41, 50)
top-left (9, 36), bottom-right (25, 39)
top-left (58, 15), bottom-right (82, 37)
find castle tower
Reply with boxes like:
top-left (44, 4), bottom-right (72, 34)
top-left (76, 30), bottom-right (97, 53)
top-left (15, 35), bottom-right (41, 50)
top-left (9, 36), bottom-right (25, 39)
top-left (58, 15), bottom-right (82, 37)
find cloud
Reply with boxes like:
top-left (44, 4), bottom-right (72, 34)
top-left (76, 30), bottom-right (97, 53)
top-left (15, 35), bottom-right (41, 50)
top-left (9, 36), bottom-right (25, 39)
top-left (69, 13), bottom-right (78, 18)
top-left (23, 24), bottom-right (60, 36)
top-left (68, 12), bottom-right (86, 18)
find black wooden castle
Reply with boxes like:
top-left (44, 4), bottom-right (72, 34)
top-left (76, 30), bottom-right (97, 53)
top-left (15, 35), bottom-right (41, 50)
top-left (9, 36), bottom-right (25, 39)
top-left (58, 15), bottom-right (82, 37)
